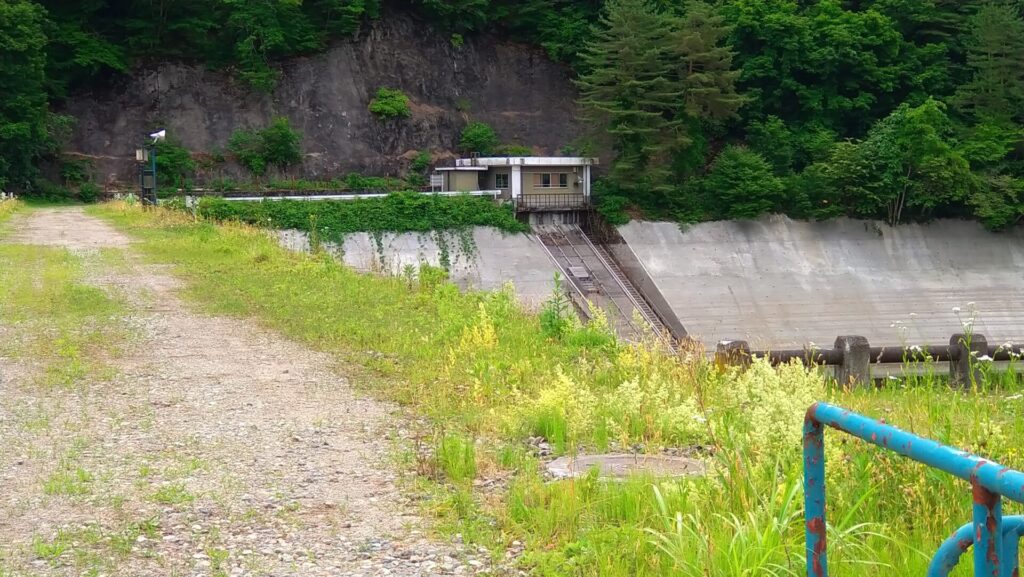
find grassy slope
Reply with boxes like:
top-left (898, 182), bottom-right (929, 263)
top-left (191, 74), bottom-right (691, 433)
top-left (90, 202), bottom-right (1021, 577)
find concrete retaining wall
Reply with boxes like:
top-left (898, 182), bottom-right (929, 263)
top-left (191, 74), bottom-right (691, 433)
top-left (619, 216), bottom-right (1024, 349)
top-left (278, 227), bottom-right (558, 309)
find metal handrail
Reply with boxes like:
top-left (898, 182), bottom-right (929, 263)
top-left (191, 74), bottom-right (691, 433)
top-left (929, 516), bottom-right (1024, 576)
top-left (803, 402), bottom-right (1024, 577)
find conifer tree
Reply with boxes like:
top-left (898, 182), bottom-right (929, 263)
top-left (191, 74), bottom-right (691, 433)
top-left (576, 0), bottom-right (682, 194)
top-left (671, 1), bottom-right (744, 122)
top-left (954, 2), bottom-right (1024, 121)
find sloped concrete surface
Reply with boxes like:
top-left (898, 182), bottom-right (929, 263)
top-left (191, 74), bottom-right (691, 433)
top-left (279, 228), bottom-right (558, 309)
top-left (619, 216), bottom-right (1024, 349)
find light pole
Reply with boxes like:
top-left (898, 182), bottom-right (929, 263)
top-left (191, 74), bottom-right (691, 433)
top-left (137, 129), bottom-right (165, 205)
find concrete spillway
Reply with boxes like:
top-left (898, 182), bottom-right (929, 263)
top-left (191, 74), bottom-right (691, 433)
top-left (618, 216), bottom-right (1024, 349)
top-left (278, 228), bottom-right (559, 309)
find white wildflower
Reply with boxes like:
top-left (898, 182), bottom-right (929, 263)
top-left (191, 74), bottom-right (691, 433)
top-left (952, 306), bottom-right (961, 313)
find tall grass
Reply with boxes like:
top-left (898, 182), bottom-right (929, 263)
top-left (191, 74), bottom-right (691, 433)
top-left (0, 198), bottom-right (24, 232)
top-left (91, 202), bottom-right (1021, 577)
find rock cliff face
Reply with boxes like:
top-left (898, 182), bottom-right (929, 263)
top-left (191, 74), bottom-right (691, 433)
top-left (63, 13), bottom-right (583, 186)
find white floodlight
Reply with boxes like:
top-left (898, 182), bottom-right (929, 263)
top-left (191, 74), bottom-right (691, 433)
top-left (149, 129), bottom-right (166, 143)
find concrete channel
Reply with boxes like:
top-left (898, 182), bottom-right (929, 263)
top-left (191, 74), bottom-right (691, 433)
top-left (533, 224), bottom-right (673, 344)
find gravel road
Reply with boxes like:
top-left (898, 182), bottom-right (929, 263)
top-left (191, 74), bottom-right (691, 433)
top-left (0, 208), bottom-right (499, 576)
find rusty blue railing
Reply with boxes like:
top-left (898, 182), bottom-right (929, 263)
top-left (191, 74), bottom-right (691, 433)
top-left (803, 402), bottom-right (1024, 577)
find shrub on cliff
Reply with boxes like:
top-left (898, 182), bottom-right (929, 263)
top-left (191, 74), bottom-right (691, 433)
top-left (459, 122), bottom-right (498, 155)
top-left (369, 88), bottom-right (412, 119)
top-left (228, 117), bottom-right (303, 176)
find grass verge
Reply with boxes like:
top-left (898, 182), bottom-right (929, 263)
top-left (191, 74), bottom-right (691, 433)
top-left (90, 202), bottom-right (1023, 576)
top-left (0, 208), bottom-right (128, 389)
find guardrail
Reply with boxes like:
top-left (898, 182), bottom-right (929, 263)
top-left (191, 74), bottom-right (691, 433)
top-left (803, 403), bottom-right (1024, 577)
top-left (715, 334), bottom-right (1022, 387)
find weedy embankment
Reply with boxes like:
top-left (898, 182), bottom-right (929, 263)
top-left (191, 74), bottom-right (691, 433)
top-left (91, 202), bottom-right (1024, 577)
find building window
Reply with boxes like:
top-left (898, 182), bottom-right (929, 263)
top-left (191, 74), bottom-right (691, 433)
top-left (495, 173), bottom-right (509, 189)
top-left (533, 173), bottom-right (570, 188)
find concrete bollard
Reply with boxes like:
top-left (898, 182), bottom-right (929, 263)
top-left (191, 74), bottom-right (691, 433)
top-left (715, 340), bottom-right (751, 370)
top-left (949, 333), bottom-right (987, 388)
top-left (834, 336), bottom-right (871, 388)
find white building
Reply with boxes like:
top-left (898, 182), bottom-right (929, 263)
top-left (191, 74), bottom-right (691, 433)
top-left (434, 156), bottom-right (598, 211)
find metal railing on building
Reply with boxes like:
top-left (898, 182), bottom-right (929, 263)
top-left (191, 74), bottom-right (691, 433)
top-left (513, 194), bottom-right (590, 212)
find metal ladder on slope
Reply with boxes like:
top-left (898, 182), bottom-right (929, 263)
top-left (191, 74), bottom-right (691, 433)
top-left (586, 237), bottom-right (671, 340)
top-left (572, 226), bottom-right (676, 350)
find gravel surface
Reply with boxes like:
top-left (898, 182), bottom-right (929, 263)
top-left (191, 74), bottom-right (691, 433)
top-left (0, 208), bottom-right (501, 576)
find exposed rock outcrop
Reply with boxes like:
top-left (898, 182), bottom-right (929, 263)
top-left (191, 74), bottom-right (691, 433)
top-left (63, 13), bottom-right (583, 186)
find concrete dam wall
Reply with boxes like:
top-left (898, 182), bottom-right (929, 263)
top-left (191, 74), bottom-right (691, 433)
top-left (278, 228), bottom-right (558, 309)
top-left (619, 216), bottom-right (1024, 349)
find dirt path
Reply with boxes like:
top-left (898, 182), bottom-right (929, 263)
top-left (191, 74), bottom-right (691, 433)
top-left (0, 208), bottom-right (490, 576)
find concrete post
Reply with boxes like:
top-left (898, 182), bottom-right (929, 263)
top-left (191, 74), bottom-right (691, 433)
top-left (715, 340), bottom-right (751, 370)
top-left (833, 336), bottom-right (871, 388)
top-left (949, 333), bottom-right (987, 388)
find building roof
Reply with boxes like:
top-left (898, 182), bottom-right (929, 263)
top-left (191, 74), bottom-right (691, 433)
top-left (453, 156), bottom-right (599, 168)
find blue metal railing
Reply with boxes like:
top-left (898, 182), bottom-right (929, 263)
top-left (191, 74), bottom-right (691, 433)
top-left (803, 402), bottom-right (1024, 577)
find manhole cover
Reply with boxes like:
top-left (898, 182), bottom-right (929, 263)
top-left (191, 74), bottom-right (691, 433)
top-left (546, 454), bottom-right (705, 480)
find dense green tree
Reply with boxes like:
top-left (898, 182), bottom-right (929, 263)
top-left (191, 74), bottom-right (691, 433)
top-left (308, 0), bottom-right (379, 37)
top-left (416, 0), bottom-right (492, 32)
top-left (155, 137), bottom-right (197, 189)
top-left (228, 117), bottom-right (303, 175)
top-left (954, 2), bottom-right (1024, 121)
top-left (259, 117), bottom-right (303, 168)
top-left (701, 145), bottom-right (784, 219)
top-left (724, 0), bottom-right (906, 135)
top-left (576, 0), bottom-right (681, 196)
top-left (220, 0), bottom-right (320, 91)
top-left (0, 0), bottom-right (55, 189)
top-left (813, 99), bottom-right (972, 224)
top-left (671, 1), bottom-right (744, 122)
top-left (968, 173), bottom-right (1024, 230)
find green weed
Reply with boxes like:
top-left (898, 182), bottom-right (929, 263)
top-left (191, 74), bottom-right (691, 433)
top-left (43, 466), bottom-right (94, 496)
top-left (435, 435), bottom-right (477, 483)
top-left (149, 483), bottom-right (195, 505)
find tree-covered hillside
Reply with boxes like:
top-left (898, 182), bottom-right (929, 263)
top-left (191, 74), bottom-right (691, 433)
top-left (2, 0), bottom-right (1023, 228)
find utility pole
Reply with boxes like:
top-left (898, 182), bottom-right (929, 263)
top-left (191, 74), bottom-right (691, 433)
top-left (137, 129), bottom-right (166, 206)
